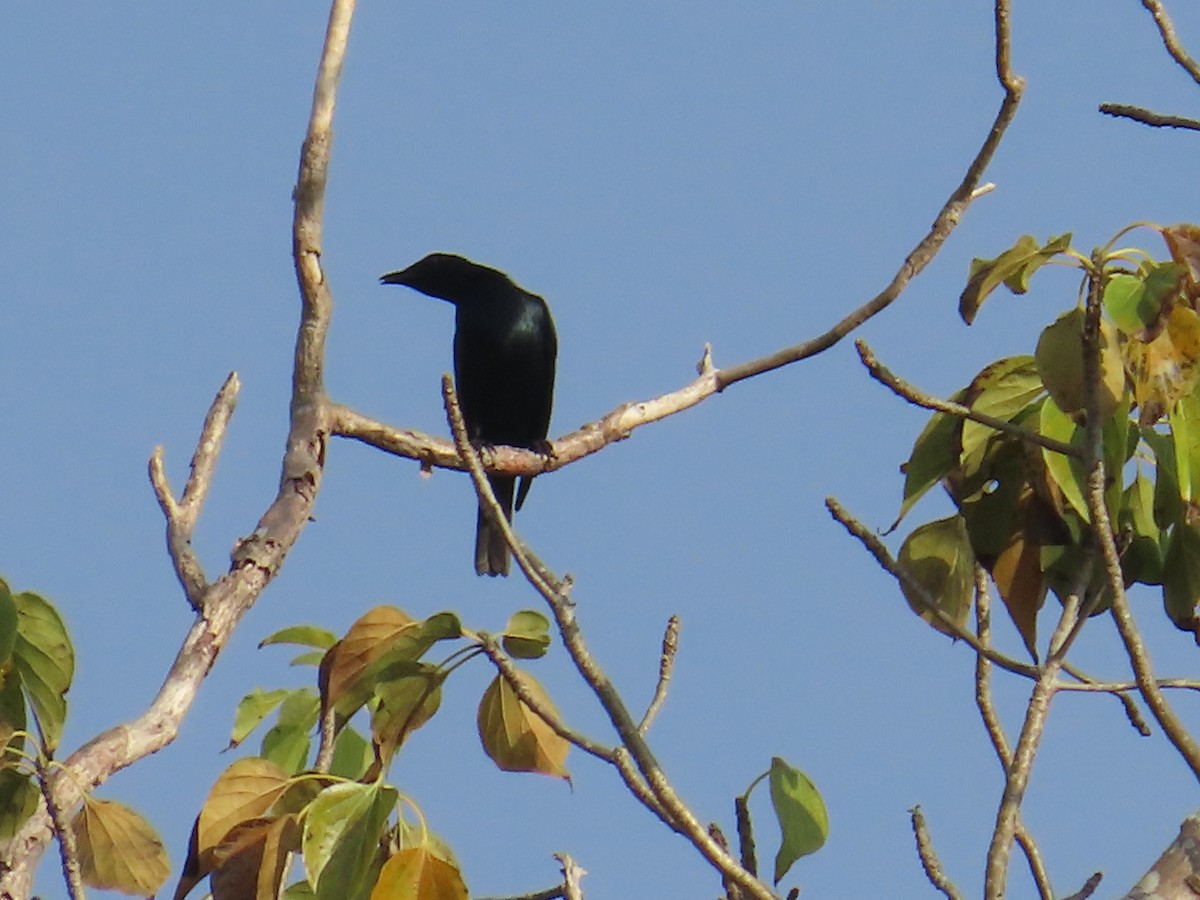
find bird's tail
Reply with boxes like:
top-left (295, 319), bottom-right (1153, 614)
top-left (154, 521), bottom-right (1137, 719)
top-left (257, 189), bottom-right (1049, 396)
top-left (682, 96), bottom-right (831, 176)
top-left (475, 475), bottom-right (515, 576)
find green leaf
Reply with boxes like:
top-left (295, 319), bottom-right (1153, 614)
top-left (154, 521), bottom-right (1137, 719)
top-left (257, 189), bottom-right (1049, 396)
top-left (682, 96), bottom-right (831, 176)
top-left (262, 723), bottom-right (312, 775)
top-left (769, 756), bottom-right (828, 883)
top-left (329, 727), bottom-right (373, 781)
top-left (1143, 428), bottom-right (1184, 529)
top-left (960, 356), bottom-right (1044, 464)
top-left (1120, 470), bottom-right (1165, 586)
top-left (897, 516), bottom-right (976, 637)
top-left (1104, 265), bottom-right (1184, 335)
top-left (1170, 394), bottom-right (1200, 508)
top-left (302, 781), bottom-right (396, 900)
top-left (0, 581), bottom-right (17, 669)
top-left (260, 625), bottom-right (339, 652)
top-left (0, 768), bottom-right (39, 840)
top-left (1163, 521), bottom-right (1200, 631)
top-left (229, 688), bottom-right (292, 748)
top-left (959, 233), bottom-right (1073, 324)
top-left (372, 663), bottom-right (445, 766)
top-left (1039, 398), bottom-right (1088, 520)
top-left (501, 611), bottom-right (552, 660)
top-left (13, 591), bottom-right (74, 751)
top-left (893, 394), bottom-right (966, 529)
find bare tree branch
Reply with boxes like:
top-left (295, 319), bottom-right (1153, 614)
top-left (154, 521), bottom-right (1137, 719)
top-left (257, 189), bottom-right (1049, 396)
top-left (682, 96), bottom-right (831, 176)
top-left (1099, 103), bottom-right (1200, 131)
top-left (638, 615), bottom-right (680, 734)
top-left (33, 755), bottom-right (83, 900)
top-left (149, 372), bottom-right (240, 610)
top-left (973, 573), bottom-right (1055, 899)
top-left (911, 806), bottom-right (963, 900)
top-left (825, 498), bottom-right (1038, 679)
top-left (854, 340), bottom-right (1079, 458)
top-left (1138, 0), bottom-right (1200, 85)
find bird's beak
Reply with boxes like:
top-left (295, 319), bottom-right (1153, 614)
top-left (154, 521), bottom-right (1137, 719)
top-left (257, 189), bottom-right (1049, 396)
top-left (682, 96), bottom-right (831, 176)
top-left (379, 270), bottom-right (409, 286)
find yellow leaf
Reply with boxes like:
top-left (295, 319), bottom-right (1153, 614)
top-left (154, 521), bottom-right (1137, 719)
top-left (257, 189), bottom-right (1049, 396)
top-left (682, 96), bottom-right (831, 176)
top-left (175, 757), bottom-right (290, 900)
top-left (477, 673), bottom-right (569, 780)
top-left (1126, 306), bottom-right (1200, 424)
top-left (991, 533), bottom-right (1046, 659)
top-left (370, 848), bottom-right (469, 900)
top-left (72, 797), bottom-right (170, 896)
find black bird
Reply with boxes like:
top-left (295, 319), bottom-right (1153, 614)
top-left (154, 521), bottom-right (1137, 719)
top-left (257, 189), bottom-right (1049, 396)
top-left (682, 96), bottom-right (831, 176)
top-left (380, 253), bottom-right (557, 576)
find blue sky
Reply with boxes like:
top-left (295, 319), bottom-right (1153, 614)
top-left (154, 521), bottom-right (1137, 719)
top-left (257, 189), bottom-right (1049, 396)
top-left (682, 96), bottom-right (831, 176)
top-left (6, 2), bottom-right (1200, 897)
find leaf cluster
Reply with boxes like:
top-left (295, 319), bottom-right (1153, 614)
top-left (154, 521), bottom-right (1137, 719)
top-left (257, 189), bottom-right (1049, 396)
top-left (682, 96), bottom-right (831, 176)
top-left (174, 605), bottom-right (564, 900)
top-left (897, 224), bottom-right (1200, 651)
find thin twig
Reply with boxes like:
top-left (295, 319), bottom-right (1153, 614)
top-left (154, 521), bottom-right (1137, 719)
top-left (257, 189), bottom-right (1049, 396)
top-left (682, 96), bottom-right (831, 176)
top-left (855, 341), bottom-right (1078, 458)
top-left (734, 795), bottom-right (758, 879)
top-left (1138, 0), bottom-right (1200, 85)
top-left (1062, 871), bottom-right (1102, 900)
top-left (1099, 103), bottom-right (1200, 131)
top-left (826, 497), bottom-right (1038, 679)
top-left (554, 853), bottom-right (586, 900)
top-left (713, 2), bottom-right (1023, 389)
top-left (34, 754), bottom-right (84, 900)
top-left (982, 612), bottom-right (1072, 899)
top-left (638, 616), bottom-right (680, 734)
top-left (148, 373), bottom-right (241, 610)
top-left (911, 807), bottom-right (963, 900)
top-left (974, 572), bottom-right (1055, 899)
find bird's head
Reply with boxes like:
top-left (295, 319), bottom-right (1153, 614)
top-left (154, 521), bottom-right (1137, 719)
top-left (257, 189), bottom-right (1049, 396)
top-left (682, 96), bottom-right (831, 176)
top-left (379, 253), bottom-right (510, 304)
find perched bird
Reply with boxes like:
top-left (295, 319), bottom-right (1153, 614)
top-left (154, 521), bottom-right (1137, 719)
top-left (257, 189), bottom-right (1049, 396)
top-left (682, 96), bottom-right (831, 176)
top-left (380, 253), bottom-right (557, 576)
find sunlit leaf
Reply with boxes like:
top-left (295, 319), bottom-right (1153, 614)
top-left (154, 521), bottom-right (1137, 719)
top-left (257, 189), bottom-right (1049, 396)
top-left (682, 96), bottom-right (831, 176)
top-left (262, 723), bottom-right (312, 775)
top-left (259, 625), bottom-right (339, 652)
top-left (369, 847), bottom-right (469, 900)
top-left (372, 664), bottom-right (445, 766)
top-left (330, 726), bottom-right (374, 781)
top-left (897, 516), bottom-right (975, 637)
top-left (1035, 309), bottom-right (1125, 418)
top-left (12, 591), bottom-right (74, 752)
top-left (769, 756), bottom-right (828, 883)
top-left (960, 356), bottom-right (1043, 463)
top-left (321, 608), bottom-right (461, 727)
top-left (302, 780), bottom-right (396, 900)
top-left (894, 395), bottom-right (966, 530)
top-left (229, 688), bottom-right (292, 749)
top-left (959, 233), bottom-right (1072, 324)
top-left (477, 672), bottom-right (569, 780)
top-left (1039, 399), bottom-right (1088, 520)
top-left (1171, 394), bottom-right (1200, 509)
top-left (175, 757), bottom-right (291, 900)
top-left (501, 611), bottom-right (552, 660)
top-left (72, 797), bottom-right (170, 896)
top-left (1104, 266), bottom-right (1182, 335)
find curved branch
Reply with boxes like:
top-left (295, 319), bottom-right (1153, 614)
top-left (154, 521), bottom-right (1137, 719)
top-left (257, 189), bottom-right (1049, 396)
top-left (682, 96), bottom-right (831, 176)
top-left (1138, 0), bottom-right (1200, 86)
